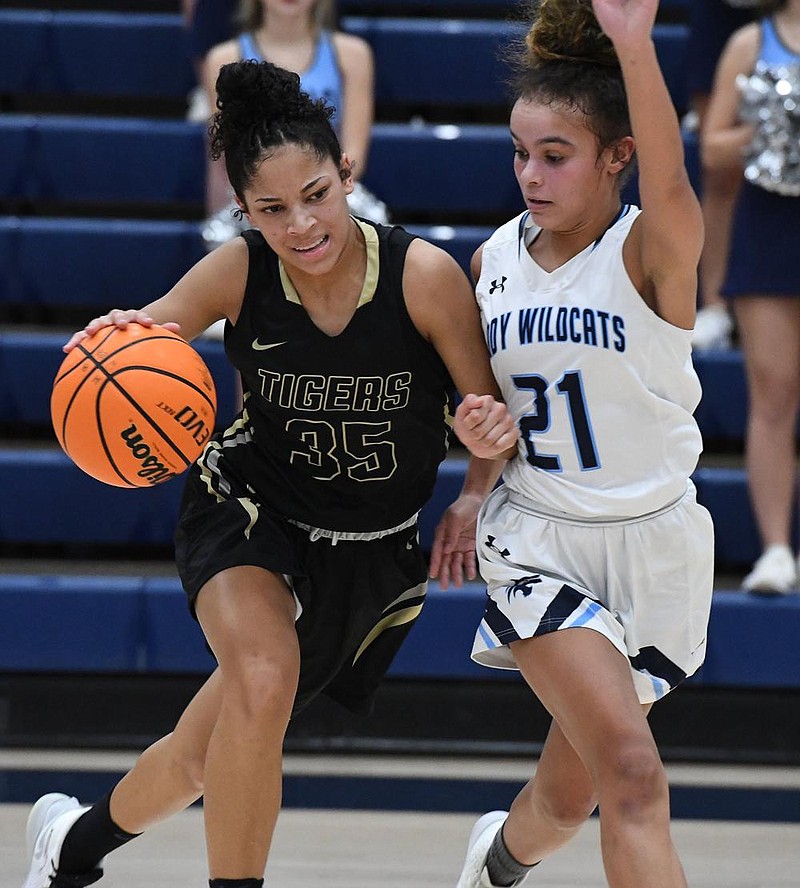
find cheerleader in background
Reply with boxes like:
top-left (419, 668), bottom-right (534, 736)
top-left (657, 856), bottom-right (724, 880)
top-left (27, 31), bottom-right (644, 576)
top-left (702, 0), bottom-right (800, 593)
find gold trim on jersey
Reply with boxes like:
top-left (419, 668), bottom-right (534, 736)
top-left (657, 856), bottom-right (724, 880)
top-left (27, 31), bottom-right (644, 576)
top-left (351, 581), bottom-right (427, 665)
top-left (278, 216), bottom-right (380, 308)
top-left (236, 496), bottom-right (259, 540)
top-left (197, 440), bottom-right (226, 504)
top-left (196, 411), bottom-right (260, 538)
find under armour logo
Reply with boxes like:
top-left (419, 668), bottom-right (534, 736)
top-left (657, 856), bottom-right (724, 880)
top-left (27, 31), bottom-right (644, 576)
top-left (489, 276), bottom-right (507, 294)
top-left (506, 574), bottom-right (543, 601)
top-left (485, 535), bottom-right (510, 557)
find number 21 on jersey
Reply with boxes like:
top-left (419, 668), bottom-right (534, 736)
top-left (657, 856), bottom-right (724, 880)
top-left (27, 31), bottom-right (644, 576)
top-left (513, 370), bottom-right (600, 471)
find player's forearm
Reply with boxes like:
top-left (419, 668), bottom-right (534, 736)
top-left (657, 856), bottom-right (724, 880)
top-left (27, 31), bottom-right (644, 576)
top-left (619, 39), bottom-right (687, 194)
top-left (459, 455), bottom-right (508, 500)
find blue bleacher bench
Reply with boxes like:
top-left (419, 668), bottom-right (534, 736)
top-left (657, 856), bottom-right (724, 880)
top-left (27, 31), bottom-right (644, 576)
top-left (0, 11), bottom-right (195, 97)
top-left (339, 0), bottom-right (690, 8)
top-left (0, 11), bottom-right (689, 113)
top-left (348, 19), bottom-right (688, 112)
top-left (0, 443), bottom-right (770, 570)
top-left (0, 332), bottom-right (238, 435)
top-left (0, 329), bottom-right (769, 568)
top-left (0, 217), bottom-right (207, 309)
top-left (0, 114), bottom-right (701, 216)
top-left (0, 574), bottom-right (797, 689)
top-left (0, 217), bottom-right (493, 307)
top-left (0, 330), bottom-right (744, 440)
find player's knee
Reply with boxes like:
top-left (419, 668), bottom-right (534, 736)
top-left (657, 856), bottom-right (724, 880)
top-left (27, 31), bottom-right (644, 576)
top-left (600, 740), bottom-right (669, 821)
top-left (223, 654), bottom-right (299, 726)
top-left (749, 375), bottom-right (800, 422)
top-left (534, 787), bottom-right (596, 832)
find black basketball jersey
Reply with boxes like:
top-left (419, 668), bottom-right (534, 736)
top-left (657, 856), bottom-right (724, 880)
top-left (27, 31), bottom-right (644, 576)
top-left (202, 219), bottom-right (454, 533)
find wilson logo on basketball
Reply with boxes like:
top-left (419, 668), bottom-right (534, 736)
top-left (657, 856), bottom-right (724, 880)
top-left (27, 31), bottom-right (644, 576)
top-left (51, 324), bottom-right (217, 487)
top-left (173, 406), bottom-right (212, 447)
top-left (120, 424), bottom-right (177, 485)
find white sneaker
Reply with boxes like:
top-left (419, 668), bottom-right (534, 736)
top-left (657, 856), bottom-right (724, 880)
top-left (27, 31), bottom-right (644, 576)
top-left (742, 545), bottom-right (797, 595)
top-left (455, 810), bottom-right (527, 888)
top-left (22, 793), bottom-right (102, 888)
top-left (692, 304), bottom-right (733, 351)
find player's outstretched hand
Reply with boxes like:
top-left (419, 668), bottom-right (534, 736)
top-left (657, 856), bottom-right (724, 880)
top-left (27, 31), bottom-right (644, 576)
top-left (429, 492), bottom-right (484, 590)
top-left (63, 310), bottom-right (182, 353)
top-left (454, 393), bottom-right (518, 460)
top-left (591, 0), bottom-right (658, 50)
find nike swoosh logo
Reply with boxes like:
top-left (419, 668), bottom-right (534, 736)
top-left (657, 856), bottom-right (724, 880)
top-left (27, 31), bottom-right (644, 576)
top-left (252, 339), bottom-right (287, 351)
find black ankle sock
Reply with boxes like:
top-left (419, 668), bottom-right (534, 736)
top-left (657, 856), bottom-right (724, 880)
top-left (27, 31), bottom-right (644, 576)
top-left (58, 789), bottom-right (141, 876)
top-left (209, 880), bottom-right (264, 887)
top-left (50, 872), bottom-right (104, 888)
top-left (485, 825), bottom-right (539, 887)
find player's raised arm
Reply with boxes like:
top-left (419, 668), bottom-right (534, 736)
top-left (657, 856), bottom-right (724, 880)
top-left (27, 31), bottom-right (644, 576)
top-left (592, 0), bottom-right (704, 329)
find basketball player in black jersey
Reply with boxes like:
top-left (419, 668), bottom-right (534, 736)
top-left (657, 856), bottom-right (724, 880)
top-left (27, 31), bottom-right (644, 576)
top-left (20, 61), bottom-right (517, 888)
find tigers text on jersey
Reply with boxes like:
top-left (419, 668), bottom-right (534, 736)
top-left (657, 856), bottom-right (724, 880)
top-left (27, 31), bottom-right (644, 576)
top-left (477, 206), bottom-right (703, 520)
top-left (201, 218), bottom-right (453, 534)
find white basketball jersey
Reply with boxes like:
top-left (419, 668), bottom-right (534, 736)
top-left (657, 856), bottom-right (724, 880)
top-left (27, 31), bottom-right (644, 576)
top-left (477, 206), bottom-right (702, 520)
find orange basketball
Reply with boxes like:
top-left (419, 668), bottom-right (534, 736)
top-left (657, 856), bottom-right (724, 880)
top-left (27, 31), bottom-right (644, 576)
top-left (51, 323), bottom-right (218, 488)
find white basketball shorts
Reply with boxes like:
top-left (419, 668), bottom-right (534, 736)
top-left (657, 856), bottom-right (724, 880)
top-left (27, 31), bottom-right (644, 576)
top-left (472, 482), bottom-right (714, 703)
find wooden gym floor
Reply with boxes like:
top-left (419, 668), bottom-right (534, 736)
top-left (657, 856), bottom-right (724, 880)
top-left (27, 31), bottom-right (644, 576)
top-left (3, 750), bottom-right (800, 887)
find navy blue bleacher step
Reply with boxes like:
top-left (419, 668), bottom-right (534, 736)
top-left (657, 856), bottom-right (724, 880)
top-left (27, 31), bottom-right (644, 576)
top-left (0, 329), bottom-right (768, 568)
top-left (0, 113), bottom-right (701, 216)
top-left (693, 349), bottom-right (748, 442)
top-left (0, 574), bottom-right (798, 689)
top-left (0, 217), bottom-right (206, 309)
top-left (0, 114), bottom-right (522, 215)
top-left (0, 10), bottom-right (689, 113)
top-left (0, 444), bottom-right (768, 569)
top-left (338, 0), bottom-right (691, 9)
top-left (0, 114), bottom-right (205, 207)
top-left (0, 331), bottom-right (238, 435)
top-left (0, 330), bottom-right (744, 441)
top-left (0, 10), bottom-right (194, 98)
top-left (0, 217), bottom-right (493, 307)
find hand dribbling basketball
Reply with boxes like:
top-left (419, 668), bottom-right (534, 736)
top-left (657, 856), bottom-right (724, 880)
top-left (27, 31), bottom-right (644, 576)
top-left (52, 315), bottom-right (217, 488)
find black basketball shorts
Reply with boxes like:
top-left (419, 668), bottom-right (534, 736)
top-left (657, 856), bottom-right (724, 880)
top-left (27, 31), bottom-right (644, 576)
top-left (174, 464), bottom-right (428, 716)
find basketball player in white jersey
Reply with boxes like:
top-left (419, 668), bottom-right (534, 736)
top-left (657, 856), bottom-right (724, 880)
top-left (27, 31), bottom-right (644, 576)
top-left (430, 0), bottom-right (715, 886)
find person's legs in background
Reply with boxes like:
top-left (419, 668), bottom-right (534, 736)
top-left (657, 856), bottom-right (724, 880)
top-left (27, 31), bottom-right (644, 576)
top-left (735, 296), bottom-right (800, 594)
top-left (685, 0), bottom-right (756, 350)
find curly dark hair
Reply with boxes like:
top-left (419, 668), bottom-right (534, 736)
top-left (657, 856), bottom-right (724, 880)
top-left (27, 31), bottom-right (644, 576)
top-left (508, 0), bottom-right (631, 155)
top-left (208, 59), bottom-right (342, 201)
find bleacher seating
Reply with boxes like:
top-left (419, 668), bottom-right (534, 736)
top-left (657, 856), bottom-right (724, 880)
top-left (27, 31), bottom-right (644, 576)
top-left (338, 0), bottom-right (690, 8)
top-left (0, 112), bottom-right (700, 218)
top-left (0, 330), bottom-right (751, 447)
top-left (0, 218), bottom-right (206, 309)
top-left (1, 0), bottom-right (797, 758)
top-left (0, 218), bottom-right (493, 308)
top-left (0, 436), bottom-right (776, 576)
top-left (0, 332), bottom-right (238, 431)
top-left (2, 573), bottom-right (798, 687)
top-left (0, 216), bottom-right (492, 315)
top-left (0, 10), bottom-right (195, 98)
top-left (0, 11), bottom-right (689, 113)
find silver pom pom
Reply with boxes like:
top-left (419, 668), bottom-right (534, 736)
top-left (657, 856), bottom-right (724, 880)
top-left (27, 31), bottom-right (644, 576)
top-left (347, 181), bottom-right (390, 224)
top-left (738, 61), bottom-right (800, 196)
top-left (202, 200), bottom-right (250, 253)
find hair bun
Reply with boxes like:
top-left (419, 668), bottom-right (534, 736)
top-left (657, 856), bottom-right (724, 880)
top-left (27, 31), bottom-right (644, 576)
top-left (526, 0), bottom-right (619, 68)
top-left (215, 59), bottom-right (306, 128)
